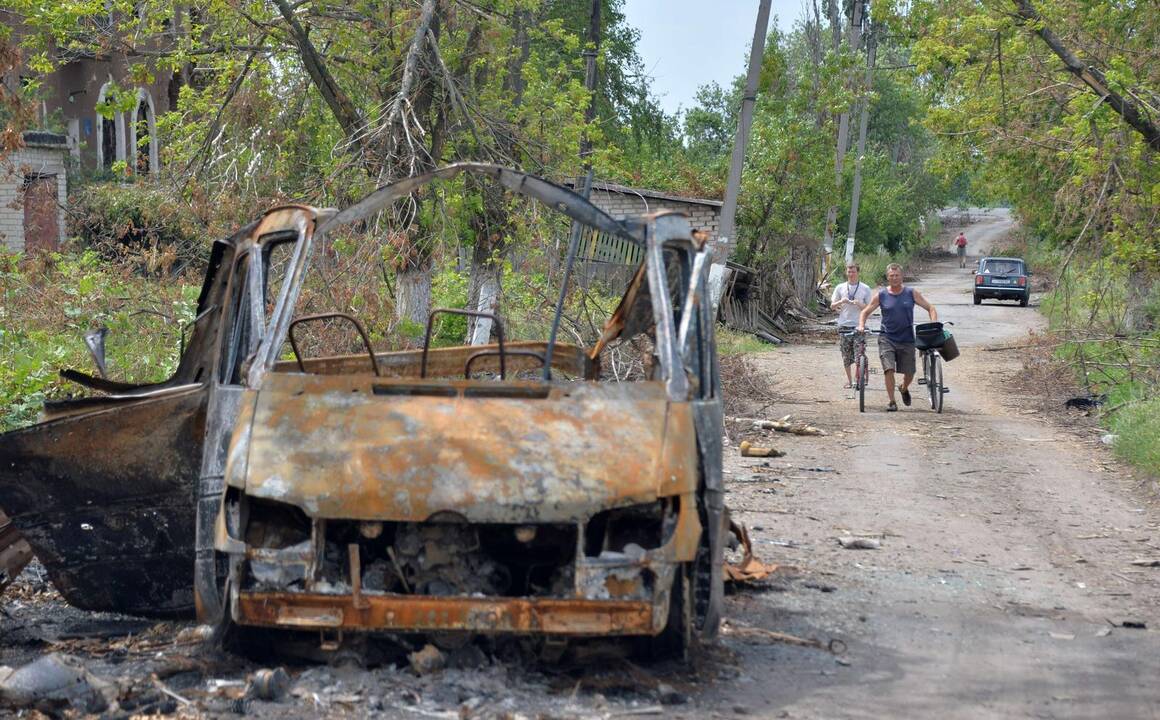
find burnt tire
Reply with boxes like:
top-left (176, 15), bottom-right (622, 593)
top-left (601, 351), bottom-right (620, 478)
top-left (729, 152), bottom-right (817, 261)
top-left (207, 574), bottom-right (269, 660)
top-left (644, 564), bottom-right (694, 661)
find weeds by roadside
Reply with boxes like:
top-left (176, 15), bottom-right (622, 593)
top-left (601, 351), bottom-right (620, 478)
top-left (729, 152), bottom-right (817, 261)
top-left (1110, 398), bottom-right (1160, 471)
top-left (995, 228), bottom-right (1160, 481)
top-left (0, 251), bottom-right (198, 431)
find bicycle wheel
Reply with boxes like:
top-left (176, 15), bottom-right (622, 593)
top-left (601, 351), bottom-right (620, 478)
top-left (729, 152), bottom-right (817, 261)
top-left (929, 353), bottom-right (943, 413)
top-left (858, 353), bottom-right (868, 413)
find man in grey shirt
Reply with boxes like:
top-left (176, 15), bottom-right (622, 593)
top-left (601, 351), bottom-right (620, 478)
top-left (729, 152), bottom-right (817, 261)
top-left (830, 264), bottom-right (873, 388)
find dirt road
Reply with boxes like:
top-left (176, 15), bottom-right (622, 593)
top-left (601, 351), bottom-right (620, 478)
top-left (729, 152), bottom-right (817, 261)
top-left (715, 211), bottom-right (1160, 718)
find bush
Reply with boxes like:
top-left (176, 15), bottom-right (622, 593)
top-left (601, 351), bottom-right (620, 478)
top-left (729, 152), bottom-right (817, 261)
top-left (1110, 398), bottom-right (1160, 478)
top-left (0, 251), bottom-right (197, 432)
top-left (68, 182), bottom-right (207, 274)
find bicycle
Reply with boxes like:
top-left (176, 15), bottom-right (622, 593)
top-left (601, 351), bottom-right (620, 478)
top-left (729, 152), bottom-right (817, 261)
top-left (915, 321), bottom-right (955, 413)
top-left (840, 328), bottom-right (882, 413)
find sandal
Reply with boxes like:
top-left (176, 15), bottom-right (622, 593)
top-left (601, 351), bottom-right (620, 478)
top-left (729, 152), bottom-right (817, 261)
top-left (900, 387), bottom-right (912, 406)
top-left (842, 382), bottom-right (852, 389)
top-left (886, 402), bottom-right (898, 412)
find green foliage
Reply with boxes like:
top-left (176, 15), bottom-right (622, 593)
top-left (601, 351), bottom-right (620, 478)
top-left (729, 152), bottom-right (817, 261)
top-left (716, 327), bottom-right (776, 356)
top-left (1001, 226), bottom-right (1159, 478)
top-left (68, 182), bottom-right (208, 272)
top-left (0, 252), bottom-right (197, 432)
top-left (911, 0), bottom-right (1160, 281)
top-left (1110, 398), bottom-right (1160, 477)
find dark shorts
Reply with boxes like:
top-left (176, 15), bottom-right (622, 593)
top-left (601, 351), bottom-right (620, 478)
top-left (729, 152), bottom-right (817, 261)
top-left (956, 246), bottom-right (966, 256)
top-left (838, 331), bottom-right (857, 366)
top-left (878, 336), bottom-right (916, 375)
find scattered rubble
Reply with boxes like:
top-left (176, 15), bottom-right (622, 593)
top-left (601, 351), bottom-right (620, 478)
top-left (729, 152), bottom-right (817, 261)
top-left (721, 620), bottom-right (847, 654)
top-left (249, 667), bottom-right (291, 701)
top-left (0, 653), bottom-right (113, 714)
top-left (837, 537), bottom-right (881, 550)
top-left (409, 644), bottom-right (446, 675)
top-left (752, 415), bottom-right (827, 436)
top-left (724, 523), bottom-right (781, 584)
top-left (0, 511), bottom-right (32, 596)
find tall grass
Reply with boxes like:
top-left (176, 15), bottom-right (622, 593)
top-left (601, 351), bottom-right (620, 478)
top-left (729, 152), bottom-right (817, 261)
top-left (1110, 398), bottom-right (1160, 472)
top-left (998, 228), bottom-right (1160, 479)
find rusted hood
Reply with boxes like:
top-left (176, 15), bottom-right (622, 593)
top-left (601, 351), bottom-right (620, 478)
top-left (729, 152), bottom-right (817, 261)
top-left (228, 374), bottom-right (696, 522)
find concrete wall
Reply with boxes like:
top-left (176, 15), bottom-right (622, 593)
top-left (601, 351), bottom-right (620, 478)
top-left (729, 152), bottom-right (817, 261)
top-left (0, 139), bottom-right (69, 252)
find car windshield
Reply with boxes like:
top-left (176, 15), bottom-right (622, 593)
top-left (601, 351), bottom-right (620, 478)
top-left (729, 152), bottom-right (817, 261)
top-left (982, 260), bottom-right (1023, 275)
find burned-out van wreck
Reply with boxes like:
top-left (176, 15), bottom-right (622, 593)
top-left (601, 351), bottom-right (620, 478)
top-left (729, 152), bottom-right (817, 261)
top-left (0, 164), bottom-right (725, 657)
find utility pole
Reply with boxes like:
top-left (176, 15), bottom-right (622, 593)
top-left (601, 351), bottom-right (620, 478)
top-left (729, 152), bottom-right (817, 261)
top-left (844, 23), bottom-right (876, 264)
top-left (708, 0), bottom-right (772, 309)
top-left (820, 0), bottom-right (864, 279)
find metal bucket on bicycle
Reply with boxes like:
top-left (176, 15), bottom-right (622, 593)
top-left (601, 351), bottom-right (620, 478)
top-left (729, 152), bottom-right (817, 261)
top-left (914, 321), bottom-right (960, 361)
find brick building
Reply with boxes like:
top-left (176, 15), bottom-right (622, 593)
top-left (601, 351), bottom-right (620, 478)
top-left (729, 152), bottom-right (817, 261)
top-left (0, 132), bottom-right (69, 252)
top-left (2, 9), bottom-right (173, 177)
top-left (577, 180), bottom-right (722, 240)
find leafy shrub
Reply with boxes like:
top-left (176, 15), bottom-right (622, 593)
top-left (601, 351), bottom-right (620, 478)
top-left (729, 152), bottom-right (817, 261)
top-left (68, 182), bottom-right (208, 274)
top-left (0, 251), bottom-right (197, 432)
top-left (1110, 398), bottom-right (1160, 478)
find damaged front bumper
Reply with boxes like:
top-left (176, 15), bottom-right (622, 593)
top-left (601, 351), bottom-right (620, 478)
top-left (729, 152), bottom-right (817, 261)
top-left (218, 493), bottom-right (701, 637)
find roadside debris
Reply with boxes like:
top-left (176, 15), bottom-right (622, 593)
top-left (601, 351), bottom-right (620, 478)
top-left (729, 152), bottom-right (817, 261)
top-left (0, 511), bottom-right (32, 595)
top-left (725, 522), bottom-right (780, 584)
top-left (721, 620), bottom-right (847, 654)
top-left (1129, 558), bottom-right (1160, 567)
top-left (409, 644), bottom-right (447, 675)
top-left (248, 667), bottom-right (291, 701)
top-left (837, 537), bottom-right (881, 550)
top-left (0, 653), bottom-right (113, 714)
top-left (740, 441), bottom-right (785, 458)
top-left (752, 416), bottom-right (827, 436)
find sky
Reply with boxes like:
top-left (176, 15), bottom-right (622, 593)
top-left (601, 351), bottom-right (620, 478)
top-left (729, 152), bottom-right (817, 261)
top-left (621, 1), bottom-right (806, 116)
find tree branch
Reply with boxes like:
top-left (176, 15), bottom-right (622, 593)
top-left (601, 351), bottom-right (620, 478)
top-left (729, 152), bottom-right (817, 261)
top-left (1011, 0), bottom-right (1160, 151)
top-left (270, 0), bottom-right (369, 160)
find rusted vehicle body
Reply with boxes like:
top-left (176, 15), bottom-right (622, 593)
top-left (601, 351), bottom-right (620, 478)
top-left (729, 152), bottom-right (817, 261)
top-left (0, 164), bottom-right (724, 654)
top-left (0, 229), bottom-right (235, 614)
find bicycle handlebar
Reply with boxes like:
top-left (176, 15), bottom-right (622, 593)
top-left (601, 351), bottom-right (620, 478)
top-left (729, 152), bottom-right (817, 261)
top-left (842, 320), bottom-right (953, 338)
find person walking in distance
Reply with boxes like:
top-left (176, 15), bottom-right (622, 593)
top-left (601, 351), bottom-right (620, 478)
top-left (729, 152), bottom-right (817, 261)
top-left (954, 232), bottom-right (968, 268)
top-left (830, 264), bottom-right (872, 388)
top-left (857, 264), bottom-right (938, 412)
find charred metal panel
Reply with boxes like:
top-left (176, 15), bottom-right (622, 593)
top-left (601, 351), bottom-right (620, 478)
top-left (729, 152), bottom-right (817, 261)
top-left (0, 388), bottom-right (206, 615)
top-left (233, 375), bottom-right (697, 523)
top-left (0, 510), bottom-right (32, 593)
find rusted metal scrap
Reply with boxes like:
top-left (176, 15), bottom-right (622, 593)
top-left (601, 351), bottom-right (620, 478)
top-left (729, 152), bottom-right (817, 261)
top-left (739, 441), bottom-right (785, 458)
top-left (724, 522), bottom-right (779, 584)
top-left (0, 164), bottom-right (726, 659)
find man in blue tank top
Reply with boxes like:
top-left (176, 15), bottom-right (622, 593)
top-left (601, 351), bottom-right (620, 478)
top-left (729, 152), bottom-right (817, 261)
top-left (856, 263), bottom-right (938, 411)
